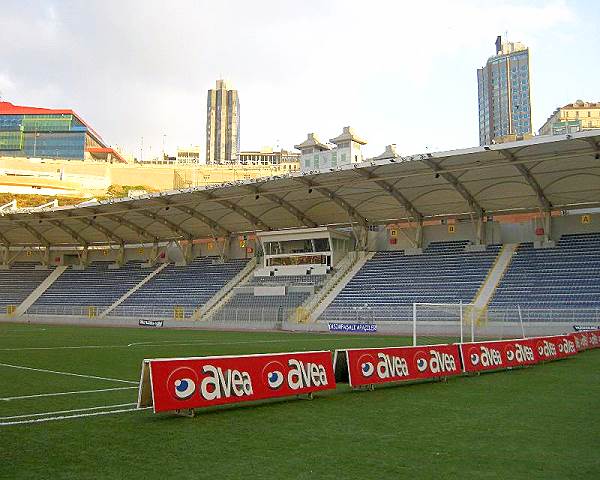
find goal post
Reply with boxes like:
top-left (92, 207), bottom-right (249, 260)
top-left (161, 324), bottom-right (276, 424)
top-left (412, 302), bottom-right (488, 346)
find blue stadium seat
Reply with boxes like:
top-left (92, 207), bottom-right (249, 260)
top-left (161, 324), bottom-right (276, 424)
top-left (30, 261), bottom-right (150, 311)
top-left (211, 273), bottom-right (329, 323)
top-left (322, 241), bottom-right (501, 321)
top-left (114, 257), bottom-right (247, 318)
top-left (0, 263), bottom-right (54, 310)
top-left (489, 232), bottom-right (600, 310)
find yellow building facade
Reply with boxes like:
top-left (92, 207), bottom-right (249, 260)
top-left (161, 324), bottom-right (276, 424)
top-left (539, 100), bottom-right (600, 136)
top-left (0, 155), bottom-right (299, 198)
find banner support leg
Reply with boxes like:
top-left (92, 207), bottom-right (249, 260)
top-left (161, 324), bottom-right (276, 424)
top-left (175, 408), bottom-right (195, 418)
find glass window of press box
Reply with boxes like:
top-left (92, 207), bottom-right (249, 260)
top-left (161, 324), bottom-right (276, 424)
top-left (264, 238), bottom-right (332, 256)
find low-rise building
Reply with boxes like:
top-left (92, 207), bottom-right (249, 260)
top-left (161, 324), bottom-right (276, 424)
top-left (539, 100), bottom-right (600, 136)
top-left (295, 127), bottom-right (366, 172)
top-left (239, 148), bottom-right (300, 169)
top-left (0, 101), bottom-right (126, 162)
top-left (176, 146), bottom-right (202, 163)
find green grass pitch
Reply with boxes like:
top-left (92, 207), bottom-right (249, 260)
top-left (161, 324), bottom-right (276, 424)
top-left (1, 321), bottom-right (598, 479)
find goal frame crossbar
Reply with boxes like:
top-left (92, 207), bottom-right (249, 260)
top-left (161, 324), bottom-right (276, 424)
top-left (412, 302), bottom-right (480, 346)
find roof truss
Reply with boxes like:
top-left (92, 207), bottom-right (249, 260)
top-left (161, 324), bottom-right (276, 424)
top-left (420, 156), bottom-right (485, 217)
top-left (499, 149), bottom-right (551, 211)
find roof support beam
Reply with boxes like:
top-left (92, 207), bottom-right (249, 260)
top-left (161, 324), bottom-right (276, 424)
top-left (582, 137), bottom-right (600, 153)
top-left (193, 191), bottom-right (271, 231)
top-left (215, 199), bottom-right (271, 231)
top-left (177, 205), bottom-right (231, 238)
top-left (500, 150), bottom-right (552, 211)
top-left (295, 178), bottom-right (367, 228)
top-left (102, 214), bottom-right (157, 242)
top-left (47, 220), bottom-right (89, 247)
top-left (245, 184), bottom-right (318, 228)
top-left (157, 199), bottom-right (231, 238)
top-left (18, 222), bottom-right (50, 247)
top-left (352, 168), bottom-right (423, 221)
top-left (0, 230), bottom-right (10, 247)
top-left (420, 157), bottom-right (484, 217)
top-left (128, 208), bottom-right (194, 241)
top-left (261, 193), bottom-right (318, 228)
top-left (75, 217), bottom-right (125, 245)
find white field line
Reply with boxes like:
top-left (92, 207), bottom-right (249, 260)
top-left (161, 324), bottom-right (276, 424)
top-left (0, 406), bottom-right (151, 426)
top-left (0, 344), bottom-right (131, 352)
top-left (0, 362), bottom-right (138, 384)
top-left (2, 328), bottom-right (47, 333)
top-left (1, 403), bottom-right (137, 420)
top-left (0, 386), bottom-right (138, 401)
top-left (125, 338), bottom-right (309, 347)
top-left (0, 337), bottom-right (351, 352)
top-left (125, 338), bottom-right (352, 348)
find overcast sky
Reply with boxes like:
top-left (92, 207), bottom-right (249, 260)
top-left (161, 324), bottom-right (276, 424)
top-left (1, 0), bottom-right (598, 160)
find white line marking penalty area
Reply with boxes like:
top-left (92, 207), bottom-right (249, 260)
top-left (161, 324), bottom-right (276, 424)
top-left (0, 406), bottom-right (151, 426)
top-left (1, 403), bottom-right (137, 420)
top-left (0, 386), bottom-right (138, 402)
top-left (0, 362), bottom-right (138, 384)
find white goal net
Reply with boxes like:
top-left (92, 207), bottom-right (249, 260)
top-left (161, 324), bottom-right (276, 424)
top-left (412, 302), bottom-right (534, 345)
top-left (412, 302), bottom-right (488, 346)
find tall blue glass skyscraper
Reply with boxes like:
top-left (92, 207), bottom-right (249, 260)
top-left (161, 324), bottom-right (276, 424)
top-left (477, 36), bottom-right (532, 146)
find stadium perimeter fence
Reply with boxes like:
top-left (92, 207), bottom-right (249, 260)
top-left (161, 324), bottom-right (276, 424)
top-left (3, 304), bottom-right (599, 340)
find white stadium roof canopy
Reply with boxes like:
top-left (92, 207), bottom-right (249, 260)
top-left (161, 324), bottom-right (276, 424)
top-left (1, 130), bottom-right (599, 248)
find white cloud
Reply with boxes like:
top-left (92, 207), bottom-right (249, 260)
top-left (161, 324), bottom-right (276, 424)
top-left (0, 73), bottom-right (16, 99)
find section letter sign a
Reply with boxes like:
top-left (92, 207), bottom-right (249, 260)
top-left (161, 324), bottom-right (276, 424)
top-left (341, 344), bottom-right (462, 388)
top-left (138, 351), bottom-right (336, 413)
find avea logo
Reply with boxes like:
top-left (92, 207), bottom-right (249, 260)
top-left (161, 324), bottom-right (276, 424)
top-left (504, 343), bottom-right (534, 363)
top-left (469, 346), bottom-right (502, 367)
top-left (261, 358), bottom-right (329, 390)
top-left (375, 353), bottom-right (409, 379)
top-left (287, 359), bottom-right (328, 390)
top-left (561, 338), bottom-right (576, 354)
top-left (200, 365), bottom-right (253, 401)
top-left (537, 340), bottom-right (557, 358)
top-left (357, 354), bottom-right (376, 378)
top-left (167, 367), bottom-right (198, 401)
top-left (262, 361), bottom-right (286, 390)
top-left (414, 350), bottom-right (457, 374)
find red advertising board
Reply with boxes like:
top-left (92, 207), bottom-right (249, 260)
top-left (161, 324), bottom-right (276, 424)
top-left (531, 335), bottom-right (578, 361)
top-left (137, 351), bottom-right (336, 413)
top-left (460, 338), bottom-right (539, 373)
top-left (460, 335), bottom-right (578, 373)
top-left (341, 344), bottom-right (462, 388)
top-left (572, 330), bottom-right (600, 351)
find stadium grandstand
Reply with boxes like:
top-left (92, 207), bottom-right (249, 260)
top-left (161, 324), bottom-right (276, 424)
top-left (1, 130), bottom-right (599, 333)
